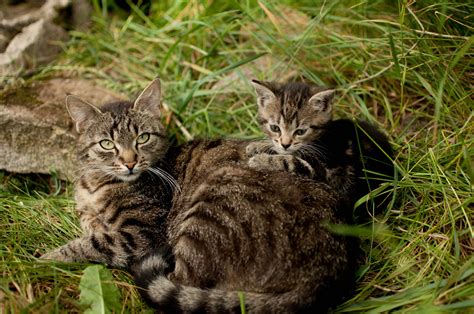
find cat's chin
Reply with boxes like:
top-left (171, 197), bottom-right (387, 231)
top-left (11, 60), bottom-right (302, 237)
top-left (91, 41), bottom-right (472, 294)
top-left (117, 172), bottom-right (141, 182)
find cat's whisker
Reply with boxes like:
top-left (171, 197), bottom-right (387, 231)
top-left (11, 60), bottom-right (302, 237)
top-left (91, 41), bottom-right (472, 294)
top-left (148, 166), bottom-right (181, 194)
top-left (146, 169), bottom-right (163, 187)
top-left (146, 168), bottom-right (171, 194)
top-left (153, 170), bottom-right (178, 194)
top-left (160, 170), bottom-right (181, 193)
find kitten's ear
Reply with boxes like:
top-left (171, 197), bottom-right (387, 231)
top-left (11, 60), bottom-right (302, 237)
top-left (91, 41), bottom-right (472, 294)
top-left (308, 89), bottom-right (335, 113)
top-left (66, 95), bottom-right (103, 133)
top-left (133, 78), bottom-right (162, 117)
top-left (251, 80), bottom-right (277, 108)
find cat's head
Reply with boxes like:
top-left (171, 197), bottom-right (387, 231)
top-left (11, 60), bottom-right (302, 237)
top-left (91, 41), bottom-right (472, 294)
top-left (66, 78), bottom-right (167, 182)
top-left (252, 80), bottom-right (335, 154)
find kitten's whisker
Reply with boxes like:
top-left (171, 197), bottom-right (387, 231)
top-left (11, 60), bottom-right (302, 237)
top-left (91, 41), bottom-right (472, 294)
top-left (253, 142), bottom-right (274, 155)
top-left (310, 142), bottom-right (328, 154)
top-left (263, 146), bottom-right (274, 155)
top-left (297, 145), bottom-right (326, 161)
top-left (305, 143), bottom-right (326, 156)
top-left (304, 149), bottom-right (325, 162)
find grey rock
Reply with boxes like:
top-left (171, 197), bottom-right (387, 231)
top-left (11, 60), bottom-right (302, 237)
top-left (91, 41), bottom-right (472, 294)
top-left (0, 0), bottom-right (89, 30)
top-left (0, 19), bottom-right (68, 77)
top-left (0, 0), bottom-right (92, 77)
top-left (0, 32), bottom-right (8, 52)
top-left (0, 78), bottom-right (126, 180)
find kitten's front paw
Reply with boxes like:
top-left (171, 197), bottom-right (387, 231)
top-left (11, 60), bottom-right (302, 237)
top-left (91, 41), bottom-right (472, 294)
top-left (249, 154), bottom-right (292, 172)
top-left (246, 142), bottom-right (262, 157)
top-left (246, 141), bottom-right (274, 157)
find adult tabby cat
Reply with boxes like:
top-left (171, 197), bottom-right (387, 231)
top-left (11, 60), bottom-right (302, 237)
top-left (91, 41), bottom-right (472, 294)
top-left (41, 80), bottom-right (175, 267)
top-left (43, 79), bottom-right (355, 312)
top-left (246, 80), bottom-right (394, 218)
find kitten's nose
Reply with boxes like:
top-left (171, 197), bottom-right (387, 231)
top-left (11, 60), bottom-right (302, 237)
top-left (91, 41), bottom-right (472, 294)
top-left (281, 144), bottom-right (291, 150)
top-left (124, 161), bottom-right (137, 170)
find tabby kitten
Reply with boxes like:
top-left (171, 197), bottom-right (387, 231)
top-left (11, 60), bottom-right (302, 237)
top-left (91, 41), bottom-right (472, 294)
top-left (41, 79), bottom-right (175, 267)
top-left (247, 80), bottom-right (394, 217)
top-left (129, 81), bottom-right (356, 312)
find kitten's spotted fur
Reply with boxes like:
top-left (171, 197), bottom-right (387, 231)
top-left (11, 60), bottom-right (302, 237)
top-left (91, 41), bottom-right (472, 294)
top-left (247, 80), bottom-right (394, 217)
top-left (41, 80), bottom-right (175, 267)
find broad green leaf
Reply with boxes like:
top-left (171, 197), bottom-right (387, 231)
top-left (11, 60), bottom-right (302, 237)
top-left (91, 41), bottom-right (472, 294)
top-left (79, 265), bottom-right (121, 314)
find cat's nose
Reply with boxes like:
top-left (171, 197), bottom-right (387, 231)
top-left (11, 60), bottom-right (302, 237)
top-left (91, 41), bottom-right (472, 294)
top-left (281, 144), bottom-right (291, 150)
top-left (124, 161), bottom-right (137, 170)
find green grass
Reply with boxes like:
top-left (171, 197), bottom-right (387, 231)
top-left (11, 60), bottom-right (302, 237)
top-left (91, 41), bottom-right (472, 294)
top-left (1, 0), bottom-right (473, 312)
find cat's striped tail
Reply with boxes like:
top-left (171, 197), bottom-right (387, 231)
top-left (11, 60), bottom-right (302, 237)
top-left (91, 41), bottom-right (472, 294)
top-left (132, 253), bottom-right (318, 313)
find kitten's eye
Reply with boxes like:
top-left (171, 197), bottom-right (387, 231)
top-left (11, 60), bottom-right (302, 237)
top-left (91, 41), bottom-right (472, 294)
top-left (269, 124), bottom-right (281, 133)
top-left (99, 140), bottom-right (115, 150)
top-left (294, 128), bottom-right (307, 136)
top-left (137, 133), bottom-right (150, 144)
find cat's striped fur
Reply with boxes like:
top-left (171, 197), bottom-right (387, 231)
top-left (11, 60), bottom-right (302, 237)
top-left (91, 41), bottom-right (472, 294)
top-left (43, 78), bottom-right (356, 311)
top-left (133, 139), bottom-right (355, 313)
top-left (247, 80), bottom-right (394, 218)
top-left (41, 79), bottom-right (175, 267)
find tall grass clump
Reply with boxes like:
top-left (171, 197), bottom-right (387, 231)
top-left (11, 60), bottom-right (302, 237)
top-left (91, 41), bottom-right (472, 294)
top-left (1, 0), bottom-right (472, 312)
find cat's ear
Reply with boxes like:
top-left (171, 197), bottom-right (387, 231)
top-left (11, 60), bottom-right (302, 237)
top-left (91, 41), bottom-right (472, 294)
top-left (308, 89), bottom-right (335, 114)
top-left (251, 80), bottom-right (277, 108)
top-left (133, 78), bottom-right (162, 117)
top-left (66, 95), bottom-right (103, 133)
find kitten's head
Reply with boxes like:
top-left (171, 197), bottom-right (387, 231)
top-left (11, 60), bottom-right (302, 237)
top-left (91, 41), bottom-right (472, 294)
top-left (66, 79), bottom-right (167, 182)
top-left (252, 80), bottom-right (335, 154)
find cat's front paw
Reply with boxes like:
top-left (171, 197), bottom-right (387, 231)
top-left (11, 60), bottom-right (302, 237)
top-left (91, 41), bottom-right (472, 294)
top-left (40, 247), bottom-right (74, 263)
top-left (248, 154), bottom-right (292, 172)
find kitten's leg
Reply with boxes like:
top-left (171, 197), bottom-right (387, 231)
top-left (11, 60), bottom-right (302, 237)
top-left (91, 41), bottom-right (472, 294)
top-left (40, 229), bottom-right (154, 267)
top-left (245, 140), bottom-right (275, 157)
top-left (248, 154), bottom-right (320, 178)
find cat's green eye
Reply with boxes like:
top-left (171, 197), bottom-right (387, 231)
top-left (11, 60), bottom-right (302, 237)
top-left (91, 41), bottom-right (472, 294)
top-left (99, 140), bottom-right (115, 150)
top-left (137, 133), bottom-right (150, 144)
top-left (270, 124), bottom-right (280, 133)
top-left (294, 129), bottom-right (307, 136)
